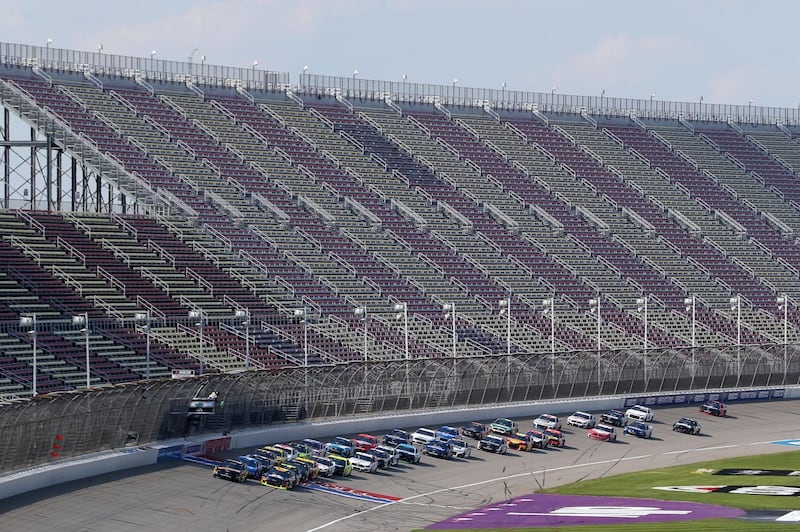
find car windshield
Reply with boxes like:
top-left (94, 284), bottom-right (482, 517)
top-left (418, 428), bottom-right (435, 436)
top-left (331, 437), bottom-right (351, 446)
top-left (573, 412), bottom-right (589, 419)
top-left (494, 419), bottom-right (512, 427)
top-left (485, 435), bottom-right (502, 443)
top-left (397, 444), bottom-right (414, 452)
top-left (678, 418), bottom-right (693, 424)
top-left (391, 429), bottom-right (408, 436)
top-left (439, 426), bottom-right (458, 435)
top-left (451, 439), bottom-right (466, 446)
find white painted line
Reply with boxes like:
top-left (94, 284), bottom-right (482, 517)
top-left (664, 444), bottom-right (738, 455)
top-left (307, 454), bottom-right (652, 531)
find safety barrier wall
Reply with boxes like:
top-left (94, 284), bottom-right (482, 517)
top-left (1, 385), bottom-right (795, 501)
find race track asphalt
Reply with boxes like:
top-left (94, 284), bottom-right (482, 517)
top-left (0, 400), bottom-right (797, 532)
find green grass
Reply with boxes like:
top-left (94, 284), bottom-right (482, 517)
top-left (417, 450), bottom-right (800, 531)
top-left (542, 450), bottom-right (800, 512)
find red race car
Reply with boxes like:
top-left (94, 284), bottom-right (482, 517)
top-left (588, 424), bottom-right (617, 442)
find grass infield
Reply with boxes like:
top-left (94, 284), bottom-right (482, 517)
top-left (420, 450), bottom-right (799, 531)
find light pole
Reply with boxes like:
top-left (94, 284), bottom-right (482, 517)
top-left (134, 311), bottom-right (152, 380)
top-left (499, 295), bottom-right (512, 396)
top-left (72, 313), bottom-right (90, 388)
top-left (189, 309), bottom-right (205, 375)
top-left (636, 295), bottom-right (649, 387)
top-left (443, 303), bottom-right (456, 360)
top-left (353, 69), bottom-right (359, 79)
top-left (777, 295), bottom-right (788, 382)
top-left (730, 294), bottom-right (741, 383)
top-left (499, 296), bottom-right (512, 356)
top-left (294, 308), bottom-right (308, 367)
top-left (684, 296), bottom-right (696, 349)
top-left (542, 297), bottom-right (556, 388)
top-left (589, 296), bottom-right (601, 387)
top-left (20, 314), bottom-right (37, 396)
top-left (394, 302), bottom-right (408, 360)
top-left (235, 309), bottom-right (251, 370)
top-left (46, 38), bottom-right (52, 49)
top-left (354, 306), bottom-right (368, 362)
top-left (150, 49), bottom-right (157, 61)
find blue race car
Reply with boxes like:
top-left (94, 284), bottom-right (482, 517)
top-left (237, 455), bottom-right (266, 479)
top-left (436, 425), bottom-right (460, 441)
top-left (324, 436), bottom-right (354, 458)
top-left (423, 440), bottom-right (453, 459)
top-left (382, 428), bottom-right (411, 446)
top-left (623, 420), bottom-right (653, 439)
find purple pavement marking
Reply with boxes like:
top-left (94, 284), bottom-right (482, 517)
top-left (426, 494), bottom-right (744, 529)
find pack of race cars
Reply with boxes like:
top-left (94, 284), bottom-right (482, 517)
top-left (212, 400), bottom-right (728, 488)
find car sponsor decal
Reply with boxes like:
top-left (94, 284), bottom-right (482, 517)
top-left (712, 469), bottom-right (800, 476)
top-left (654, 485), bottom-right (800, 496)
top-left (425, 494), bottom-right (743, 529)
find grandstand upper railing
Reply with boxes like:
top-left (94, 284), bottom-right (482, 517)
top-left (0, 42), bottom-right (290, 92)
top-left (296, 73), bottom-right (800, 126)
top-left (2, 42), bottom-right (797, 125)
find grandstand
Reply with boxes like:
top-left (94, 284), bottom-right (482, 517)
top-left (0, 41), bottom-right (799, 470)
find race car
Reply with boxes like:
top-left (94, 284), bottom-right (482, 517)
top-left (449, 439), bottom-right (472, 458)
top-left (588, 424), bottom-right (617, 442)
top-left (396, 443), bottom-right (422, 463)
top-left (600, 409), bottom-right (626, 427)
top-left (625, 404), bottom-right (655, 422)
top-left (311, 455), bottom-right (336, 477)
top-left (423, 440), bottom-right (453, 459)
top-left (237, 455), bottom-right (267, 479)
top-left (353, 433), bottom-right (378, 452)
top-left (544, 428), bottom-right (566, 447)
top-left (350, 451), bottom-right (379, 473)
top-left (526, 429), bottom-right (551, 449)
top-left (411, 427), bottom-right (438, 445)
top-left (260, 466), bottom-right (297, 489)
top-left (283, 460), bottom-right (310, 482)
top-left (567, 411), bottom-right (596, 429)
top-left (287, 441), bottom-right (311, 458)
top-left (327, 454), bottom-right (353, 476)
top-left (479, 434), bottom-right (508, 454)
top-left (461, 421), bottom-right (488, 440)
top-left (301, 438), bottom-right (327, 457)
top-left (532, 414), bottom-right (562, 431)
top-left (366, 447), bottom-right (391, 468)
top-left (623, 420), bottom-right (653, 439)
top-left (506, 432), bottom-right (534, 452)
top-left (325, 436), bottom-right (354, 458)
top-left (672, 417), bottom-right (702, 435)
top-left (273, 443), bottom-right (299, 461)
top-left (213, 459), bottom-right (248, 482)
top-left (490, 418), bottom-right (518, 436)
top-left (436, 425), bottom-right (461, 441)
top-left (382, 428), bottom-right (411, 446)
top-left (295, 456), bottom-right (320, 479)
top-left (375, 444), bottom-right (400, 466)
top-left (258, 445), bottom-right (289, 464)
top-left (700, 400), bottom-right (727, 417)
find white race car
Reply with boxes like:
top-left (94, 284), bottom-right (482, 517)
top-left (625, 404), bottom-right (654, 422)
top-left (532, 414), bottom-right (562, 431)
top-left (411, 427), bottom-right (438, 445)
top-left (567, 411), bottom-right (596, 429)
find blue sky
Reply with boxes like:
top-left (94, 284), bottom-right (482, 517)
top-left (3, 0), bottom-right (800, 108)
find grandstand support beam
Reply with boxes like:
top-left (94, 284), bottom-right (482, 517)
top-left (0, 105), bottom-right (62, 210)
